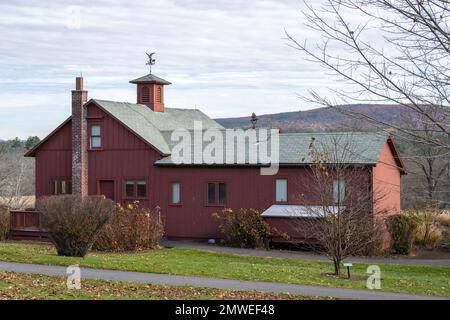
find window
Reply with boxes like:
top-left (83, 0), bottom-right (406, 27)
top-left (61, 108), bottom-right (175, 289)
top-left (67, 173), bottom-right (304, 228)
top-left (90, 125), bottom-right (101, 148)
top-left (136, 181), bottom-right (147, 198)
top-left (125, 181), bottom-right (135, 197)
top-left (124, 180), bottom-right (147, 198)
top-left (142, 86), bottom-right (150, 103)
top-left (172, 182), bottom-right (181, 204)
top-left (218, 182), bottom-right (226, 204)
top-left (275, 179), bottom-right (287, 202)
top-left (207, 183), bottom-right (216, 204)
top-left (60, 180), bottom-right (72, 194)
top-left (207, 182), bottom-right (226, 205)
top-left (50, 180), bottom-right (58, 195)
top-left (333, 179), bottom-right (346, 204)
top-left (50, 180), bottom-right (71, 195)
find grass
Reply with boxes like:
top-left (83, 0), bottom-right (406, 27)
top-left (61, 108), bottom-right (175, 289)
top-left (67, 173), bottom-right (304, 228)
top-left (0, 242), bottom-right (448, 297)
top-left (0, 271), bottom-right (320, 300)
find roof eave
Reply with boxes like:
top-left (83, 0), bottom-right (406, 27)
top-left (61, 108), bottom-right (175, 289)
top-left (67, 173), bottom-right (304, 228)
top-left (129, 80), bottom-right (172, 85)
top-left (387, 136), bottom-right (407, 175)
top-left (153, 162), bottom-right (376, 168)
top-left (24, 116), bottom-right (72, 157)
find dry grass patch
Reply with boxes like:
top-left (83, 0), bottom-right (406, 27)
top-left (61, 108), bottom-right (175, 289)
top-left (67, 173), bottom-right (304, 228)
top-left (0, 272), bottom-right (327, 300)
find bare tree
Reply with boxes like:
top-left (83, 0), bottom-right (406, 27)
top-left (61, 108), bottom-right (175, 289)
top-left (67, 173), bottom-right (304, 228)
top-left (0, 142), bottom-right (35, 209)
top-left (295, 134), bottom-right (386, 275)
top-left (287, 0), bottom-right (449, 144)
top-left (0, 144), bottom-right (11, 193)
top-left (400, 109), bottom-right (450, 207)
top-left (286, 0), bottom-right (450, 207)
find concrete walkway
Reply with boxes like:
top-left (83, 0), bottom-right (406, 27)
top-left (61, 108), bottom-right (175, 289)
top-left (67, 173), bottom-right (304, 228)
top-left (0, 261), bottom-right (447, 300)
top-left (162, 240), bottom-right (450, 267)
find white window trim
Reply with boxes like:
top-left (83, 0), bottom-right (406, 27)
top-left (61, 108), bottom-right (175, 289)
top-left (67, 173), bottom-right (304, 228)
top-left (172, 182), bottom-right (181, 204)
top-left (276, 179), bottom-right (288, 202)
top-left (333, 179), bottom-right (346, 204)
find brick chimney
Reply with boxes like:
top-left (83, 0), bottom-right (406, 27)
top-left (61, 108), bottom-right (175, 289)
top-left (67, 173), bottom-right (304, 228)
top-left (71, 76), bottom-right (88, 196)
top-left (130, 74), bottom-right (171, 112)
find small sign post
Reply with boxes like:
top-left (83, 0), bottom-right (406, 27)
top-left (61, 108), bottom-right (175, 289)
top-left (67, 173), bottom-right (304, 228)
top-left (343, 262), bottom-right (353, 279)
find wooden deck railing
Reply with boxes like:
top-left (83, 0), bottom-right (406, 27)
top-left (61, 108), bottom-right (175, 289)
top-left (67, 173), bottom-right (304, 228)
top-left (10, 210), bottom-right (49, 241)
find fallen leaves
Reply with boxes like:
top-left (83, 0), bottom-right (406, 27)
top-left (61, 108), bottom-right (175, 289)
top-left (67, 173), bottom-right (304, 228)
top-left (0, 272), bottom-right (330, 300)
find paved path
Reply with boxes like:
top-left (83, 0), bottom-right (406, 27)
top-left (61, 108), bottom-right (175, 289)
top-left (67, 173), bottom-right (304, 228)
top-left (162, 240), bottom-right (450, 267)
top-left (0, 261), bottom-right (447, 300)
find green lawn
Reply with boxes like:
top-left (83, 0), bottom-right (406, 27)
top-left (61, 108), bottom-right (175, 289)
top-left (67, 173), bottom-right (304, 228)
top-left (0, 242), bottom-right (448, 297)
top-left (0, 271), bottom-right (318, 300)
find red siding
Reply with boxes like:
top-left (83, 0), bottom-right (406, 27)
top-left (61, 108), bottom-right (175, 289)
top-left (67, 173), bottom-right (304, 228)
top-left (159, 167), bottom-right (320, 238)
top-left (86, 104), bottom-right (162, 208)
top-left (157, 166), bottom-right (371, 240)
top-left (35, 120), bottom-right (72, 197)
top-left (34, 103), bottom-right (163, 208)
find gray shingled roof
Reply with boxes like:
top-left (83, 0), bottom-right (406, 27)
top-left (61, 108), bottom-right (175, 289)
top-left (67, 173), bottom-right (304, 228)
top-left (92, 99), bottom-right (223, 155)
top-left (155, 131), bottom-right (390, 165)
top-left (278, 131), bottom-right (389, 164)
top-left (129, 74), bottom-right (172, 85)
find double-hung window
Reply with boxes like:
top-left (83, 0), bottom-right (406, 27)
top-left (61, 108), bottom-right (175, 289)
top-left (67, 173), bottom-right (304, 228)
top-left (333, 179), bottom-right (346, 204)
top-left (50, 180), bottom-right (72, 195)
top-left (60, 180), bottom-right (72, 194)
top-left (171, 182), bottom-right (181, 205)
top-left (275, 179), bottom-right (287, 202)
top-left (207, 182), bottom-right (226, 205)
top-left (50, 180), bottom-right (58, 195)
top-left (90, 125), bottom-right (102, 149)
top-left (124, 180), bottom-right (147, 198)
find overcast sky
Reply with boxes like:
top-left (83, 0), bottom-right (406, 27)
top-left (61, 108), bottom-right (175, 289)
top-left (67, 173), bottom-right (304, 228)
top-left (0, 0), bottom-right (343, 139)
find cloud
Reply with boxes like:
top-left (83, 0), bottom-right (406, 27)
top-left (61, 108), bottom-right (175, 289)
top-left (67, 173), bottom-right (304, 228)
top-left (0, 0), bottom-right (370, 139)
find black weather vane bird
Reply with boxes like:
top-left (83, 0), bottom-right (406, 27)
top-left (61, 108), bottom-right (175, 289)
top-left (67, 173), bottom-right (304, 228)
top-left (146, 52), bottom-right (156, 74)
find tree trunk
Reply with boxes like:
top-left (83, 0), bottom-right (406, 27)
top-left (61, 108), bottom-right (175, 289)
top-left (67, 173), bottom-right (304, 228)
top-left (333, 258), bottom-right (340, 276)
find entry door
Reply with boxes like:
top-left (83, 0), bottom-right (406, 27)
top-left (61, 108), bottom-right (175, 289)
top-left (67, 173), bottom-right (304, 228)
top-left (99, 180), bottom-right (115, 201)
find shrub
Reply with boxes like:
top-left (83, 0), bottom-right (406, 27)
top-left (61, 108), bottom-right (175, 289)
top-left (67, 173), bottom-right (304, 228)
top-left (441, 230), bottom-right (450, 251)
top-left (36, 195), bottom-right (115, 257)
top-left (92, 202), bottom-right (164, 252)
top-left (412, 202), bottom-right (443, 249)
top-left (0, 206), bottom-right (9, 241)
top-left (213, 208), bottom-right (279, 249)
top-left (439, 213), bottom-right (450, 228)
top-left (387, 213), bottom-right (420, 255)
top-left (415, 224), bottom-right (442, 250)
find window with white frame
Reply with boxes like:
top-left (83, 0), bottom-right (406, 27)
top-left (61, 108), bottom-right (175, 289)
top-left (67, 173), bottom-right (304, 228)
top-left (207, 182), bottom-right (226, 205)
top-left (124, 180), bottom-right (147, 198)
top-left (275, 179), bottom-right (287, 202)
top-left (333, 179), bottom-right (346, 204)
top-left (50, 180), bottom-right (72, 195)
top-left (90, 125), bottom-right (102, 148)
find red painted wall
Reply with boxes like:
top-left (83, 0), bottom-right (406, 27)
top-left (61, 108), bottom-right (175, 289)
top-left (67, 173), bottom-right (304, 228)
top-left (34, 103), bottom-right (163, 209)
top-left (155, 166), bottom-right (370, 240)
top-left (86, 104), bottom-right (162, 208)
top-left (35, 120), bottom-right (72, 197)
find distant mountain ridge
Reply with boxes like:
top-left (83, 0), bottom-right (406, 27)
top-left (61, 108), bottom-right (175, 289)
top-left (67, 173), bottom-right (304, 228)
top-left (215, 104), bottom-right (412, 131)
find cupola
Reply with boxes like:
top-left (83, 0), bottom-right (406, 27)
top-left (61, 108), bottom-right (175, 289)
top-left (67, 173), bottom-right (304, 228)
top-left (130, 74), bottom-right (171, 112)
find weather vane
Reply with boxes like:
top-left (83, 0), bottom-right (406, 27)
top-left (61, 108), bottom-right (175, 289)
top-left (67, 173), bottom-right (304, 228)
top-left (146, 52), bottom-right (156, 74)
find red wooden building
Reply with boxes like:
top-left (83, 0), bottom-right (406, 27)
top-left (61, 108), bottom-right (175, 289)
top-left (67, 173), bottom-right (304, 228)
top-left (23, 73), bottom-right (405, 243)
